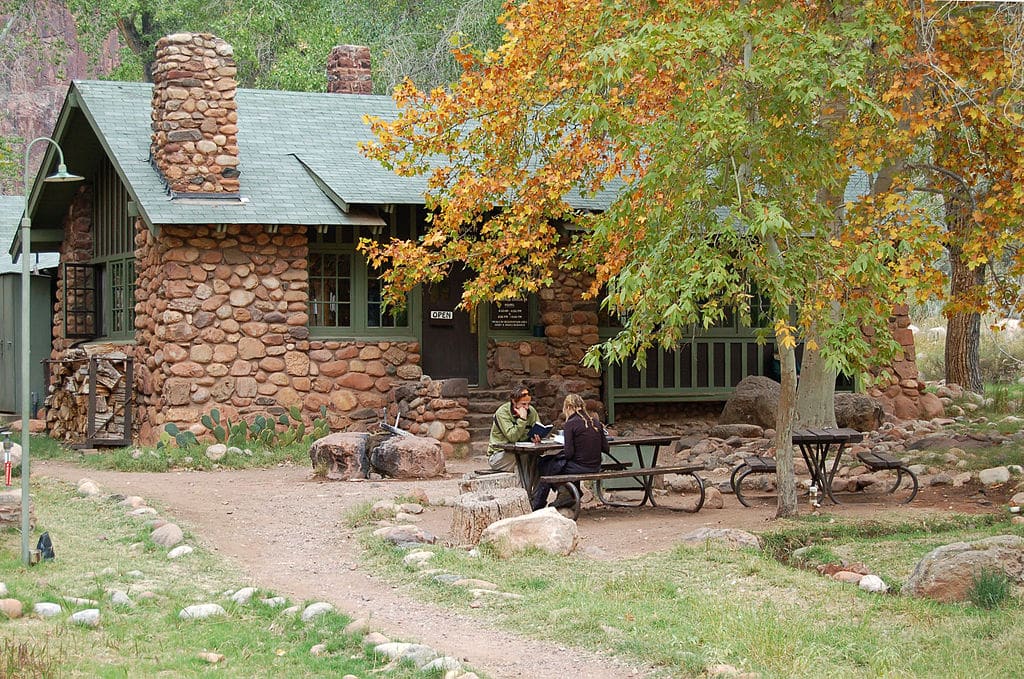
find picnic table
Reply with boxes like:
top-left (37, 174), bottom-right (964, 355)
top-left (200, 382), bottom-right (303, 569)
top-left (499, 434), bottom-right (705, 518)
top-left (791, 427), bottom-right (865, 504)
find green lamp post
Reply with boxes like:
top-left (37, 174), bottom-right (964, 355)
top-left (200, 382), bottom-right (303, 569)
top-left (20, 137), bottom-right (82, 565)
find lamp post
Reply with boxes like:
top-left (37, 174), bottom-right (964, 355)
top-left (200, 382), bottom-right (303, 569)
top-left (20, 137), bottom-right (82, 565)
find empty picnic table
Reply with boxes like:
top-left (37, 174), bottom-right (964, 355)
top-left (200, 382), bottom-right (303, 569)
top-left (792, 427), bottom-right (865, 504)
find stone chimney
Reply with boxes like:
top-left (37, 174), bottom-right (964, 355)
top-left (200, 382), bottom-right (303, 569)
top-left (326, 45), bottom-right (372, 94)
top-left (150, 33), bottom-right (240, 195)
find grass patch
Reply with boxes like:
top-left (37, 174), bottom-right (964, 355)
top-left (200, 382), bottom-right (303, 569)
top-left (357, 513), bottom-right (1024, 678)
top-left (0, 479), bottom-right (457, 678)
top-left (23, 434), bottom-right (311, 472)
top-left (969, 569), bottom-right (1013, 609)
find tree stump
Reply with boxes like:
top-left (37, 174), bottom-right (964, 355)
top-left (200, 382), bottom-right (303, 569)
top-left (449, 487), bottom-right (531, 546)
top-left (0, 489), bottom-right (34, 530)
top-left (458, 472), bottom-right (521, 494)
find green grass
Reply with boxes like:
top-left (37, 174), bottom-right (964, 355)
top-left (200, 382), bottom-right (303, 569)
top-left (0, 480), bottom-right (462, 678)
top-left (355, 512), bottom-right (1024, 678)
top-left (22, 434), bottom-right (311, 472)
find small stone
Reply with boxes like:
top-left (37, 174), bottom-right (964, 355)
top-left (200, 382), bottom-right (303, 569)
top-left (33, 602), bottom-right (62, 618)
top-left (77, 481), bottom-right (101, 497)
top-left (309, 643), bottom-right (329, 657)
top-left (398, 503), bottom-right (424, 514)
top-left (151, 523), bottom-right (184, 548)
top-left (179, 604), bottom-right (226, 620)
top-left (197, 652), bottom-right (225, 664)
top-left (70, 609), bottom-right (100, 627)
top-left (64, 596), bottom-right (98, 606)
top-left (168, 545), bottom-right (193, 559)
top-left (858, 574), bottom-right (889, 593)
top-left (260, 596), bottom-right (287, 607)
top-left (231, 587), bottom-right (257, 605)
top-left (363, 632), bottom-right (390, 645)
top-left (344, 618), bottom-right (370, 635)
top-left (421, 656), bottom-right (462, 672)
top-left (300, 601), bottom-right (334, 622)
top-left (126, 570), bottom-right (145, 579)
top-left (978, 466), bottom-right (1011, 485)
top-left (128, 507), bottom-right (158, 517)
top-left (0, 583), bottom-right (6, 597)
top-left (206, 443), bottom-right (227, 461)
top-left (110, 590), bottom-right (135, 607)
top-left (0, 599), bottom-right (24, 619)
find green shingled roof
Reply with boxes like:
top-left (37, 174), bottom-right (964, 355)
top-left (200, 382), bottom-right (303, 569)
top-left (0, 195), bottom-right (60, 274)
top-left (71, 81), bottom-right (616, 228)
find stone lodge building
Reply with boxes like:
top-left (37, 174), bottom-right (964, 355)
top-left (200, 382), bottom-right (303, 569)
top-left (14, 33), bottom-right (935, 451)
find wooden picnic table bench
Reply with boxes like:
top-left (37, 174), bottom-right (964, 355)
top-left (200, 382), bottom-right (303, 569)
top-left (539, 463), bottom-right (706, 520)
top-left (729, 428), bottom-right (918, 506)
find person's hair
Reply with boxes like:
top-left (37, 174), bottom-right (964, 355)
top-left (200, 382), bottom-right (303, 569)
top-left (562, 393), bottom-right (598, 429)
top-left (508, 383), bottom-right (531, 402)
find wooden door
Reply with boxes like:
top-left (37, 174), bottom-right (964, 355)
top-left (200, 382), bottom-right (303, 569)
top-left (420, 266), bottom-right (478, 382)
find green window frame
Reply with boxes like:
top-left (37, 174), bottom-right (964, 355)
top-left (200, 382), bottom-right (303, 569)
top-left (307, 219), bottom-right (413, 337)
top-left (64, 157), bottom-right (136, 341)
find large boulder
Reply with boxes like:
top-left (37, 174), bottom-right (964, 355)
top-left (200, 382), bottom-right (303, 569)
top-left (833, 393), bottom-right (884, 432)
top-left (370, 435), bottom-right (445, 479)
top-left (719, 376), bottom-right (779, 428)
top-left (903, 535), bottom-right (1024, 602)
top-left (309, 432), bottom-right (370, 480)
top-left (478, 507), bottom-right (577, 557)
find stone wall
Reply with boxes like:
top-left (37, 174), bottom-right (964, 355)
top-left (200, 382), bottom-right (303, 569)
top-left (486, 270), bottom-right (603, 421)
top-left (150, 33), bottom-right (240, 194)
top-left (865, 304), bottom-right (944, 420)
top-left (389, 378), bottom-right (471, 457)
top-left (131, 223), bottom-right (423, 442)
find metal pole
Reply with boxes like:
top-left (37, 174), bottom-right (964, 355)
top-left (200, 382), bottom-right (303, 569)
top-left (20, 150), bottom-right (33, 566)
top-left (20, 137), bottom-right (82, 565)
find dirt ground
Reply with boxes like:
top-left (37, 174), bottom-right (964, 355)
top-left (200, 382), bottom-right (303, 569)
top-left (34, 456), bottom-right (1012, 679)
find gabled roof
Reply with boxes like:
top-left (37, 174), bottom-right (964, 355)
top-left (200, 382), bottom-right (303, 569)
top-left (0, 195), bottom-right (60, 273)
top-left (58, 81), bottom-right (616, 233)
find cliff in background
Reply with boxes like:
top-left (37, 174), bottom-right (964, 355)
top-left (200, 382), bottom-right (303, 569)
top-left (0, 0), bottom-right (120, 194)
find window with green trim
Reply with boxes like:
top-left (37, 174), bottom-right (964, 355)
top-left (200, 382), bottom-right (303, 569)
top-left (307, 212), bottom-right (414, 335)
top-left (65, 157), bottom-right (136, 341)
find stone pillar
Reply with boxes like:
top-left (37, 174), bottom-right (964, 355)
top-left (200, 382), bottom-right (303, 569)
top-left (866, 304), bottom-right (944, 420)
top-left (150, 33), bottom-right (240, 194)
top-left (326, 45), bottom-right (372, 94)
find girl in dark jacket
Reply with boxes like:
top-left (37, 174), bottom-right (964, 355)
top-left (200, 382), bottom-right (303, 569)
top-left (531, 394), bottom-right (608, 511)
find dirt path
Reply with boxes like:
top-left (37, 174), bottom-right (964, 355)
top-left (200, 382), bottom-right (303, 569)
top-left (36, 460), bottom-right (657, 679)
top-left (34, 458), bottom-right (996, 678)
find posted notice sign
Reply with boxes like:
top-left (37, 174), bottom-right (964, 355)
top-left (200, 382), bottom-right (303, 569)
top-left (490, 300), bottom-right (529, 330)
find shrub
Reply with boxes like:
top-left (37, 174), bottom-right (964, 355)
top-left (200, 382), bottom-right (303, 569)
top-left (968, 568), bottom-right (1012, 609)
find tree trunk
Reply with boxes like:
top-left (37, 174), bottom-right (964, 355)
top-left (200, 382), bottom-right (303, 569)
top-left (775, 338), bottom-right (799, 517)
top-left (795, 327), bottom-right (838, 428)
top-left (944, 199), bottom-right (984, 394)
top-left (449, 487), bottom-right (531, 545)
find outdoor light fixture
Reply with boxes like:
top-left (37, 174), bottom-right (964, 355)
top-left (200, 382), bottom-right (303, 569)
top-left (20, 137), bottom-right (83, 565)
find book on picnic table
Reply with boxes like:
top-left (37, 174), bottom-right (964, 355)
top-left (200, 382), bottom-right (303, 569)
top-left (526, 422), bottom-right (553, 440)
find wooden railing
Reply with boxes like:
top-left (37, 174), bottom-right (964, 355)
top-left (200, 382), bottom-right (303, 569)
top-left (603, 337), bottom-right (775, 423)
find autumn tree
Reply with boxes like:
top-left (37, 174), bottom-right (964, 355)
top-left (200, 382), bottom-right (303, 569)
top-left (916, 5), bottom-right (1023, 394)
top-left (364, 0), bottom-right (941, 517)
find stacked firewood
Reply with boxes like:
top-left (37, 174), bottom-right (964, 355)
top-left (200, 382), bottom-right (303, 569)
top-left (46, 348), bottom-right (132, 445)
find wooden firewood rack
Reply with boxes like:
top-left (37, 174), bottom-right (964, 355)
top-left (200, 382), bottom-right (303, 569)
top-left (44, 353), bottom-right (134, 447)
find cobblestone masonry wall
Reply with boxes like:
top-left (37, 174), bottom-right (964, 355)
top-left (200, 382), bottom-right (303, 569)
top-left (487, 270), bottom-right (603, 422)
top-left (150, 33), bottom-right (240, 194)
top-left (326, 45), bottom-right (373, 94)
top-left (865, 304), bottom-right (943, 420)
